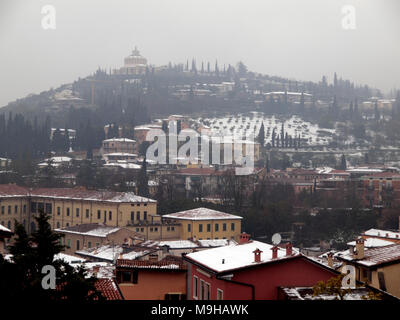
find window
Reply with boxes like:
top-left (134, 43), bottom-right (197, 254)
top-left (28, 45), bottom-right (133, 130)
top-left (66, 208), bottom-right (70, 216)
top-left (88, 242), bottom-right (92, 248)
top-left (137, 203), bottom-right (140, 207)
top-left (23, 205), bottom-right (26, 213)
top-left (143, 211), bottom-right (147, 220)
top-left (109, 211), bottom-right (112, 220)
top-left (222, 223), bottom-right (226, 231)
top-left (76, 240), bottom-right (80, 250)
top-left (8, 206), bottom-right (11, 214)
top-left (150, 227), bottom-right (153, 232)
top-left (199, 224), bottom-right (203, 232)
top-left (136, 211), bottom-right (140, 221)
top-left (1, 206), bottom-right (4, 215)
top-left (131, 212), bottom-right (134, 221)
top-left (7, 221), bottom-right (11, 229)
top-left (119, 270), bottom-right (138, 284)
top-left (86, 209), bottom-right (89, 218)
top-left (144, 203), bottom-right (147, 207)
top-left (171, 226), bottom-right (175, 231)
top-left (57, 207), bottom-right (61, 215)
top-left (97, 210), bottom-right (101, 219)
top-left (76, 208), bottom-right (80, 217)
top-left (231, 223), bottom-right (235, 231)
top-left (200, 280), bottom-right (210, 300)
top-left (140, 228), bottom-right (144, 232)
top-left (193, 276), bottom-right (198, 299)
top-left (31, 202), bottom-right (37, 213)
top-left (122, 272), bottom-right (131, 282)
top-left (38, 202), bottom-right (44, 213)
top-left (154, 227), bottom-right (158, 232)
top-left (136, 228), bottom-right (139, 232)
top-left (56, 222), bottom-right (60, 228)
top-left (207, 224), bottom-right (211, 232)
top-left (67, 239), bottom-right (71, 248)
top-left (45, 203), bottom-right (52, 214)
top-left (217, 289), bottom-right (223, 300)
top-left (188, 224), bottom-right (191, 232)
top-left (205, 283), bottom-right (210, 300)
top-left (215, 224), bottom-right (219, 232)
top-left (14, 205), bottom-right (18, 214)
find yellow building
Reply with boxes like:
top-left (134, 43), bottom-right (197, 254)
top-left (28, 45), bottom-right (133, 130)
top-left (336, 239), bottom-right (400, 298)
top-left (162, 207), bottom-right (242, 241)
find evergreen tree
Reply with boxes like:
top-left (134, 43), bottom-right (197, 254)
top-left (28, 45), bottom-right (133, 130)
top-left (137, 157), bottom-right (149, 197)
top-left (339, 154), bottom-right (347, 170)
top-left (0, 212), bottom-right (103, 301)
top-left (257, 122), bottom-right (265, 146)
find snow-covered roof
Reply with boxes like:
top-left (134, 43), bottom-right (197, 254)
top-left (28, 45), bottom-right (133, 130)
top-left (280, 287), bottom-right (380, 300)
top-left (77, 245), bottom-right (150, 262)
top-left (363, 228), bottom-right (400, 240)
top-left (54, 253), bottom-right (86, 264)
top-left (103, 138), bottom-right (135, 143)
top-left (336, 244), bottom-right (400, 267)
top-left (104, 152), bottom-right (138, 157)
top-left (185, 240), bottom-right (299, 273)
top-left (104, 163), bottom-right (141, 169)
top-left (55, 224), bottom-right (122, 238)
top-left (0, 223), bottom-right (12, 233)
top-left (162, 207), bottom-right (242, 221)
top-left (347, 238), bottom-right (394, 248)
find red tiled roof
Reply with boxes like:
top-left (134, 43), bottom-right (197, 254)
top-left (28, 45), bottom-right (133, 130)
top-left (116, 259), bottom-right (187, 270)
top-left (95, 278), bottom-right (123, 300)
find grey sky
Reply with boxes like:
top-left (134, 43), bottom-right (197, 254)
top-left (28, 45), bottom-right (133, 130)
top-left (0, 0), bottom-right (399, 107)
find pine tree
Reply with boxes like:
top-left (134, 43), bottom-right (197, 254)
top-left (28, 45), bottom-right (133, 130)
top-left (339, 154), bottom-right (347, 170)
top-left (257, 122), bottom-right (265, 146)
top-left (0, 212), bottom-right (103, 301)
top-left (137, 157), bottom-right (149, 197)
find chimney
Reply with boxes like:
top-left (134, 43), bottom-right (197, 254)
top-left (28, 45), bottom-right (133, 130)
top-left (327, 252), bottom-right (334, 268)
top-left (285, 242), bottom-right (293, 256)
top-left (354, 238), bottom-right (365, 260)
top-left (240, 232), bottom-right (250, 244)
top-left (253, 248), bottom-right (262, 263)
top-left (271, 246), bottom-right (278, 259)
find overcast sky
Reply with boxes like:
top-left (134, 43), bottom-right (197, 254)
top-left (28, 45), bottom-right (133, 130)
top-left (0, 0), bottom-right (399, 107)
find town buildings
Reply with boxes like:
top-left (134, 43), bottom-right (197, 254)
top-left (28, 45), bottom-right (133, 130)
top-left (55, 223), bottom-right (143, 254)
top-left (101, 138), bottom-right (136, 155)
top-left (115, 258), bottom-right (187, 300)
top-left (335, 238), bottom-right (400, 298)
top-left (0, 185), bottom-right (157, 234)
top-left (183, 233), bottom-right (339, 300)
top-left (162, 207), bottom-right (242, 241)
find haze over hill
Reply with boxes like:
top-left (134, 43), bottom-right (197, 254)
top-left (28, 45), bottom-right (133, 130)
top-left (1, 0), bottom-right (399, 107)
